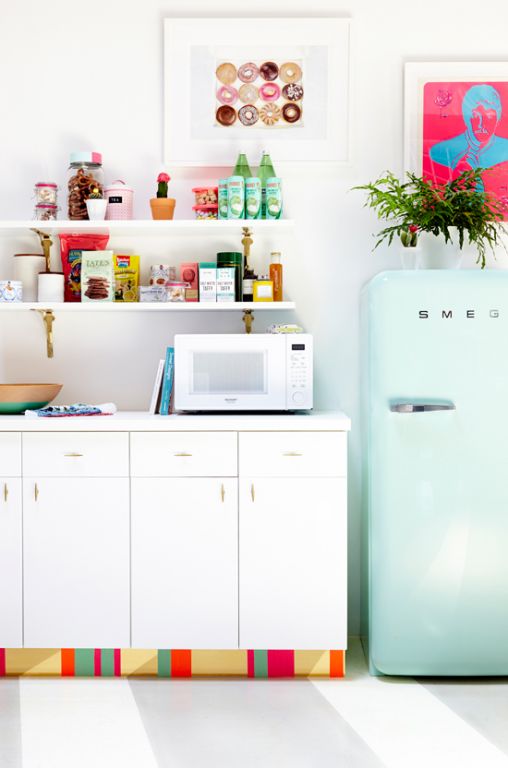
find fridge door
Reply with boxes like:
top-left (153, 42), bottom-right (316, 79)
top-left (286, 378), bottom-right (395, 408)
top-left (365, 271), bottom-right (508, 675)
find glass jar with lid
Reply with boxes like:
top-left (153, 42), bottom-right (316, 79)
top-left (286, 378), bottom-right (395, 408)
top-left (34, 182), bottom-right (58, 205)
top-left (67, 152), bottom-right (103, 220)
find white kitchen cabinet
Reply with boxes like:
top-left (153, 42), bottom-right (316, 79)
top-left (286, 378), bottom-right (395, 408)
top-left (239, 477), bottom-right (347, 650)
top-left (23, 478), bottom-right (129, 648)
top-left (0, 434), bottom-right (21, 476)
top-left (132, 477), bottom-right (238, 649)
top-left (0, 478), bottom-right (22, 647)
top-left (22, 432), bottom-right (128, 477)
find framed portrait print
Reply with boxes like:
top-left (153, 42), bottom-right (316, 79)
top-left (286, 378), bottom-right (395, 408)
top-left (164, 17), bottom-right (351, 166)
top-left (405, 62), bottom-right (508, 217)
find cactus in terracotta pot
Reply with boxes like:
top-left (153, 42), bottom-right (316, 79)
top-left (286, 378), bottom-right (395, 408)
top-left (156, 173), bottom-right (170, 198)
top-left (150, 172), bottom-right (175, 220)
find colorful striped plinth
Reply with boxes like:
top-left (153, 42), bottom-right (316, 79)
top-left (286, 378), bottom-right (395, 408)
top-left (0, 648), bottom-right (345, 678)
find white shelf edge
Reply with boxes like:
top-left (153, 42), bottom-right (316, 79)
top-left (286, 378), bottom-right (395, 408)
top-left (0, 301), bottom-right (295, 312)
top-left (0, 219), bottom-right (295, 235)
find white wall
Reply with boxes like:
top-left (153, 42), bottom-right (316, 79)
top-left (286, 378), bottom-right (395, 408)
top-left (1, 0), bottom-right (507, 632)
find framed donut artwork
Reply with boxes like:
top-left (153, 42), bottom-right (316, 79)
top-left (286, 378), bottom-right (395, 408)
top-left (216, 60), bottom-right (304, 130)
top-left (164, 17), bottom-right (351, 165)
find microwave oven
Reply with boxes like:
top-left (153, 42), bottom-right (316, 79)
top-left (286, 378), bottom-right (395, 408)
top-left (174, 334), bottom-right (313, 412)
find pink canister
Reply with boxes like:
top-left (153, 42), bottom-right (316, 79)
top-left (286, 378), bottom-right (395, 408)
top-left (104, 179), bottom-right (133, 220)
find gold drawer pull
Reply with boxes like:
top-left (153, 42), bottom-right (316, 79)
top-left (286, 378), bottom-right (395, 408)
top-left (251, 483), bottom-right (255, 502)
top-left (3, 483), bottom-right (8, 502)
top-left (221, 483), bottom-right (225, 502)
top-left (64, 452), bottom-right (83, 458)
top-left (34, 483), bottom-right (39, 502)
top-left (283, 451), bottom-right (303, 457)
top-left (174, 452), bottom-right (192, 457)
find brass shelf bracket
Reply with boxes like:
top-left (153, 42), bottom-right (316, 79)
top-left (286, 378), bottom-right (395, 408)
top-left (30, 228), bottom-right (53, 272)
top-left (242, 309), bottom-right (254, 334)
top-left (31, 309), bottom-right (55, 358)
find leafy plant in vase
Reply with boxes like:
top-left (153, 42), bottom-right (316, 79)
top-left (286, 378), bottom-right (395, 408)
top-left (354, 169), bottom-right (505, 268)
top-left (150, 173), bottom-right (176, 220)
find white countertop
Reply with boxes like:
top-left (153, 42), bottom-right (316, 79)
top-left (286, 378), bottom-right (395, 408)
top-left (0, 410), bottom-right (351, 432)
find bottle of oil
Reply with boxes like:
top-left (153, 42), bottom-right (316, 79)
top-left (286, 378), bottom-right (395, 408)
top-left (269, 251), bottom-right (283, 301)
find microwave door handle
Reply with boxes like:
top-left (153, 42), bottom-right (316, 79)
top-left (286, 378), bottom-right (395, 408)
top-left (390, 402), bottom-right (456, 413)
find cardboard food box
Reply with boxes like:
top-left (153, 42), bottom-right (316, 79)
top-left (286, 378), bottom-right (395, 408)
top-left (81, 251), bottom-right (114, 302)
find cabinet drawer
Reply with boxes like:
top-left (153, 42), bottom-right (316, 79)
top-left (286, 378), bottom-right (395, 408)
top-left (130, 432), bottom-right (237, 477)
top-left (0, 433), bottom-right (21, 476)
top-left (239, 432), bottom-right (347, 477)
top-left (22, 433), bottom-right (129, 477)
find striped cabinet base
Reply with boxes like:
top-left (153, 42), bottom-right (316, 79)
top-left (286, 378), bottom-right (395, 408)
top-left (0, 649), bottom-right (345, 678)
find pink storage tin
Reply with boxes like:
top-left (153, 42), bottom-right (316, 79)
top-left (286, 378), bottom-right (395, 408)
top-left (104, 179), bottom-right (133, 220)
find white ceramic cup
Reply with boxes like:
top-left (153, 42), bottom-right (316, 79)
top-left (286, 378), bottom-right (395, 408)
top-left (38, 272), bottom-right (64, 303)
top-left (86, 198), bottom-right (108, 221)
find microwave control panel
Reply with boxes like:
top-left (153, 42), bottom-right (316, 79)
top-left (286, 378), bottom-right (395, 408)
top-left (287, 336), bottom-right (313, 409)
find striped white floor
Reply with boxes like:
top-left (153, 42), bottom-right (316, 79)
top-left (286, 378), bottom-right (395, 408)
top-left (1, 640), bottom-right (508, 767)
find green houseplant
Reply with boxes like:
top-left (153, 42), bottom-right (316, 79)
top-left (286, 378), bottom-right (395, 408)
top-left (354, 169), bottom-right (505, 268)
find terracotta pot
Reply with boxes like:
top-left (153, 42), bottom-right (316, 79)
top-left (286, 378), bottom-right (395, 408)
top-left (150, 198), bottom-right (176, 220)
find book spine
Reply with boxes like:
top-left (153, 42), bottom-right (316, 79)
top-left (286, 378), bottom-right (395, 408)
top-left (149, 359), bottom-right (165, 415)
top-left (159, 347), bottom-right (175, 416)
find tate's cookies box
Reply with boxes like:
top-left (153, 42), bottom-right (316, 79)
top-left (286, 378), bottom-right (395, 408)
top-left (81, 251), bottom-right (114, 302)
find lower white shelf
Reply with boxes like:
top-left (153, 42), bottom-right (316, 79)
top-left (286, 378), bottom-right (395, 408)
top-left (0, 301), bottom-right (295, 312)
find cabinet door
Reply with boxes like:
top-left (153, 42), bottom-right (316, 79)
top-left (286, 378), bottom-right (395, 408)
top-left (0, 478), bottom-right (22, 647)
top-left (239, 477), bottom-right (347, 650)
top-left (132, 478), bottom-right (238, 649)
top-left (23, 478), bottom-right (129, 648)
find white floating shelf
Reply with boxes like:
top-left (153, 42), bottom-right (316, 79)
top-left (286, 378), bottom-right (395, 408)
top-left (0, 219), bottom-right (295, 237)
top-left (0, 301), bottom-right (295, 312)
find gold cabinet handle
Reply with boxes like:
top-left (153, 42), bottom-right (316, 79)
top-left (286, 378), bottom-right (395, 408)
top-left (221, 483), bottom-right (225, 502)
top-left (34, 483), bottom-right (39, 502)
top-left (251, 483), bottom-right (255, 502)
top-left (3, 483), bottom-right (8, 502)
top-left (64, 452), bottom-right (83, 458)
top-left (174, 452), bottom-right (192, 457)
top-left (283, 451), bottom-right (303, 457)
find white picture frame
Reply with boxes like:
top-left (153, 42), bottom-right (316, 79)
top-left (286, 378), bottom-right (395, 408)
top-left (164, 17), bottom-right (351, 166)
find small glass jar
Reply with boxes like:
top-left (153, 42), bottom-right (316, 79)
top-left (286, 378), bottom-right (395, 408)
top-left (67, 152), bottom-right (104, 220)
top-left (253, 275), bottom-right (274, 302)
top-left (34, 182), bottom-right (58, 205)
top-left (150, 265), bottom-right (176, 286)
top-left (34, 203), bottom-right (58, 221)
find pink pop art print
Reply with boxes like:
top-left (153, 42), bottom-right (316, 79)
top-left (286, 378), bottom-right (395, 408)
top-left (423, 81), bottom-right (508, 217)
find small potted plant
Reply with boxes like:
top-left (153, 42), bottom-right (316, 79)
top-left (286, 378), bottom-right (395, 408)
top-left (150, 172), bottom-right (176, 220)
top-left (86, 187), bottom-right (107, 221)
top-left (354, 169), bottom-right (505, 269)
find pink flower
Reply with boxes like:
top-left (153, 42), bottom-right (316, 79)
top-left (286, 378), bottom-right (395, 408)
top-left (157, 172), bottom-right (170, 183)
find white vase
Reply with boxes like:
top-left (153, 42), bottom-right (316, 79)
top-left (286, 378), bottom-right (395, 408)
top-left (418, 228), bottom-right (462, 270)
top-left (86, 199), bottom-right (108, 221)
top-left (400, 247), bottom-right (421, 270)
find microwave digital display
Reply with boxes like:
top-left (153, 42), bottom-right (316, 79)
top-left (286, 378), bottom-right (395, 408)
top-left (292, 344), bottom-right (305, 350)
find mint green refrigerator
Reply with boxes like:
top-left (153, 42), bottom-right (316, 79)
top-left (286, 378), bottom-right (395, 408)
top-left (363, 270), bottom-right (508, 675)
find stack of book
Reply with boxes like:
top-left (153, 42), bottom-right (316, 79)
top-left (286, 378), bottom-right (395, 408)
top-left (149, 347), bottom-right (175, 415)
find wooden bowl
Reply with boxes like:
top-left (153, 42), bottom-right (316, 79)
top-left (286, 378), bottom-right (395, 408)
top-left (0, 384), bottom-right (63, 414)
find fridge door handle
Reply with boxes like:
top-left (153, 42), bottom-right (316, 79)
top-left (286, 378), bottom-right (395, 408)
top-left (390, 402), bottom-right (456, 413)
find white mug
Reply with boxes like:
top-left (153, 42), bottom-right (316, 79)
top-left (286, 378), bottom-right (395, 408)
top-left (38, 272), bottom-right (64, 303)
